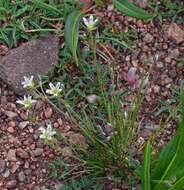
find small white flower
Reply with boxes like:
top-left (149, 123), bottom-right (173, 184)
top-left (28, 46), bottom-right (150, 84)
top-left (46, 82), bottom-right (63, 97)
top-left (16, 95), bottom-right (36, 109)
top-left (39, 123), bottom-right (56, 140)
top-left (83, 15), bottom-right (99, 31)
top-left (21, 76), bottom-right (35, 88)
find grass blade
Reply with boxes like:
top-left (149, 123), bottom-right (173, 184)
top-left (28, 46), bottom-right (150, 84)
top-left (112, 0), bottom-right (153, 20)
top-left (168, 176), bottom-right (184, 190)
top-left (141, 141), bottom-right (151, 190)
top-left (32, 0), bottom-right (61, 15)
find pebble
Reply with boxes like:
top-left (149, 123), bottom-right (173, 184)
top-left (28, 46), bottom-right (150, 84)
top-left (1, 96), bottom-right (7, 104)
top-left (18, 121), bottom-right (29, 129)
top-left (11, 162), bottom-right (20, 173)
top-left (107, 4), bottom-right (114, 11)
top-left (7, 149), bottom-right (17, 161)
top-left (18, 171), bottom-right (26, 182)
top-left (168, 23), bottom-right (184, 44)
top-left (33, 186), bottom-right (41, 190)
top-left (164, 77), bottom-right (173, 85)
top-left (24, 161), bottom-right (30, 169)
top-left (44, 107), bottom-right (53, 118)
top-left (86, 94), bottom-right (99, 104)
top-left (33, 148), bottom-right (43, 157)
top-left (16, 148), bottom-right (29, 159)
top-left (3, 169), bottom-right (10, 178)
top-left (156, 62), bottom-right (164, 68)
top-left (165, 57), bottom-right (172, 63)
top-left (57, 118), bottom-right (63, 126)
top-left (5, 180), bottom-right (17, 189)
top-left (36, 139), bottom-right (44, 148)
top-left (7, 127), bottom-right (15, 133)
top-left (8, 121), bottom-right (16, 127)
top-left (68, 133), bottom-right (88, 149)
top-left (143, 33), bottom-right (154, 43)
top-left (153, 85), bottom-right (160, 93)
top-left (0, 159), bottom-right (6, 173)
top-left (169, 48), bottom-right (180, 59)
top-left (63, 125), bottom-right (71, 132)
top-left (60, 147), bottom-right (73, 157)
top-left (4, 111), bottom-right (18, 118)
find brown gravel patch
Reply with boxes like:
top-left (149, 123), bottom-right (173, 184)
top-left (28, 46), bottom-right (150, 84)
top-left (0, 82), bottom-right (76, 189)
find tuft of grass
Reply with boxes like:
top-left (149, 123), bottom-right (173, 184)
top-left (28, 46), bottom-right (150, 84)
top-left (0, 0), bottom-right (76, 47)
top-left (50, 41), bottom-right (142, 185)
top-left (101, 25), bottom-right (138, 51)
top-left (149, 0), bottom-right (184, 23)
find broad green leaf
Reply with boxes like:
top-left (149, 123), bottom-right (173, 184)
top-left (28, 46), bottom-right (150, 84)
top-left (141, 141), bottom-right (151, 190)
top-left (112, 0), bottom-right (153, 20)
top-left (152, 119), bottom-right (184, 190)
top-left (64, 10), bottom-right (82, 66)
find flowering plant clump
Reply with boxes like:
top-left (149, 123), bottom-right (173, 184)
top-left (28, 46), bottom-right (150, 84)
top-left (39, 123), bottom-right (56, 141)
top-left (16, 95), bottom-right (36, 109)
top-left (46, 82), bottom-right (64, 97)
top-left (21, 76), bottom-right (35, 89)
top-left (83, 15), bottom-right (99, 32)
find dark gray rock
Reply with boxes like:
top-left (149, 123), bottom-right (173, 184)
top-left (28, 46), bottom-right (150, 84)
top-left (0, 35), bottom-right (59, 95)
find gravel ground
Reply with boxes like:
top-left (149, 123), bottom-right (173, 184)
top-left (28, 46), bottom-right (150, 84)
top-left (0, 82), bottom-right (78, 189)
top-left (99, 5), bottom-right (184, 138)
top-left (1, 2), bottom-right (184, 189)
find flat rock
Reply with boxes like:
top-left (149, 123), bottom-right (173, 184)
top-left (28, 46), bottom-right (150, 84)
top-left (0, 35), bottom-right (59, 95)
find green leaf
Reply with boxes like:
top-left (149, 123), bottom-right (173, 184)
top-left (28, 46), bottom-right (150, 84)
top-left (141, 141), bottom-right (151, 190)
top-left (64, 10), bottom-right (82, 66)
top-left (152, 119), bottom-right (184, 190)
top-left (112, 0), bottom-right (153, 20)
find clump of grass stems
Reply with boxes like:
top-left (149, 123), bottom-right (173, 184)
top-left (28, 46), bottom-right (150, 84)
top-left (56, 35), bottom-right (143, 182)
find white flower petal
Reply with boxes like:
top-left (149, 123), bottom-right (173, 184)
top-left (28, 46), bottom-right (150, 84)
top-left (51, 131), bottom-right (56, 135)
top-left (56, 82), bottom-right (60, 88)
top-left (89, 15), bottom-right (93, 24)
top-left (94, 19), bottom-right (98, 24)
top-left (47, 124), bottom-right (52, 131)
top-left (83, 17), bottom-right (88, 26)
top-left (40, 134), bottom-right (45, 139)
top-left (39, 127), bottom-right (45, 132)
top-left (46, 89), bottom-right (52, 94)
top-left (16, 100), bottom-right (24, 105)
top-left (49, 83), bottom-right (54, 89)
